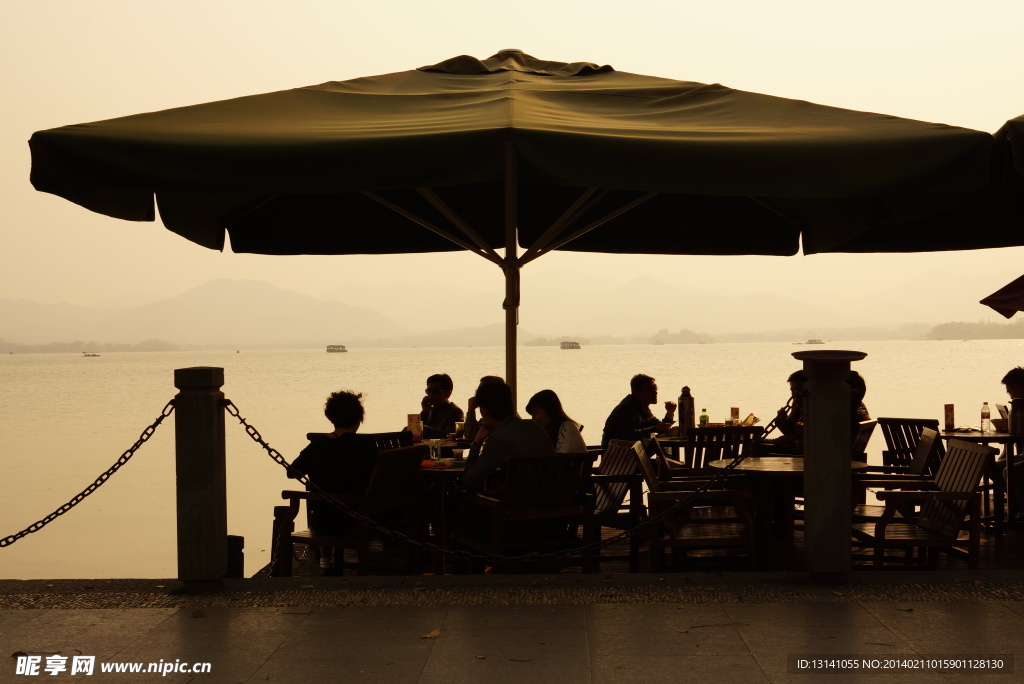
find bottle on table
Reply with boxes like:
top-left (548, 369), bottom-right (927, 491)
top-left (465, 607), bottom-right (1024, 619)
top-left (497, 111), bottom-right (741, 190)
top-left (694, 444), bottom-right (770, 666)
top-left (981, 402), bottom-right (992, 432)
top-left (699, 408), bottom-right (709, 428)
top-left (678, 386), bottom-right (695, 432)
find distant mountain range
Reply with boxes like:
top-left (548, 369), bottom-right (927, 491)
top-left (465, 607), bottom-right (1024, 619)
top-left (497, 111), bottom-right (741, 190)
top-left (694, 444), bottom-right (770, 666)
top-left (0, 272), bottom-right (1017, 349)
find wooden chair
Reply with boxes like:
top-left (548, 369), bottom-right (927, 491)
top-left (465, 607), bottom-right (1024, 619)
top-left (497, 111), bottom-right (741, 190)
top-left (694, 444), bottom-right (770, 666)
top-left (448, 452), bottom-right (595, 573)
top-left (271, 444), bottom-right (428, 576)
top-left (632, 441), bottom-right (756, 571)
top-left (591, 440), bottom-right (646, 572)
top-left (306, 430), bottom-right (413, 450)
top-left (851, 420), bottom-right (877, 461)
top-left (853, 427), bottom-right (941, 521)
top-left (658, 426), bottom-right (765, 476)
top-left (876, 418), bottom-right (941, 470)
top-left (851, 439), bottom-right (996, 569)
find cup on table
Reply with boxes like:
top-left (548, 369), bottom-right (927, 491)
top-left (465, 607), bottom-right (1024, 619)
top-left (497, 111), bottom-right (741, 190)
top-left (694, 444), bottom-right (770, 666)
top-left (454, 421), bottom-right (465, 438)
top-left (429, 438), bottom-right (441, 461)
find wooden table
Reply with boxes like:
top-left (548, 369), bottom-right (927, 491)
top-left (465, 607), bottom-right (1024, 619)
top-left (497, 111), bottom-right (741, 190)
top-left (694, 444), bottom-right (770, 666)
top-left (939, 431), bottom-right (1022, 523)
top-left (708, 457), bottom-right (867, 569)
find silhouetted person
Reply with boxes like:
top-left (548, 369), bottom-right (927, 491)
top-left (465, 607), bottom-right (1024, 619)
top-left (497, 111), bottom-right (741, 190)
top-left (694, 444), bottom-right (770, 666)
top-left (601, 374), bottom-right (676, 449)
top-left (526, 389), bottom-right (587, 453)
top-left (418, 373), bottom-right (464, 438)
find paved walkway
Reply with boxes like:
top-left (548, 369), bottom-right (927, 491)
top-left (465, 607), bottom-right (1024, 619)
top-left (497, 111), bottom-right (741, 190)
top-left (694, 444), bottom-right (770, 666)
top-left (2, 572), bottom-right (1023, 682)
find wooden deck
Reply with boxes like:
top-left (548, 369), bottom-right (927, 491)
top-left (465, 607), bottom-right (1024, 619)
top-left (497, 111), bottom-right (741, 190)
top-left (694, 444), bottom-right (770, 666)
top-left (254, 517), bottom-right (1024, 578)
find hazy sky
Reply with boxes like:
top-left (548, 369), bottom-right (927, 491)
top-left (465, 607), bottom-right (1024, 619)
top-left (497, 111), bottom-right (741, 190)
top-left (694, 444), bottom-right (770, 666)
top-left (3, 1), bottom-right (1024, 328)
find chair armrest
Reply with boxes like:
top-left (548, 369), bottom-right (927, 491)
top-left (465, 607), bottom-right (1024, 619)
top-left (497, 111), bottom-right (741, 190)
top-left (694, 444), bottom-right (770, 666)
top-left (875, 490), bottom-right (976, 502)
top-left (592, 473), bottom-right (643, 484)
top-left (857, 479), bottom-right (936, 490)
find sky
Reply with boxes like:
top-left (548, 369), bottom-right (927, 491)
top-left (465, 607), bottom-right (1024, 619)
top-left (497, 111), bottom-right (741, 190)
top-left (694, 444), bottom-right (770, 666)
top-left (3, 0), bottom-right (1024, 334)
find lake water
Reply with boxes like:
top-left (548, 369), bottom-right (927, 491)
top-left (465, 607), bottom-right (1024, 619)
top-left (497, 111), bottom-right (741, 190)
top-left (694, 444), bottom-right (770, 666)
top-left (2, 340), bottom-right (1021, 579)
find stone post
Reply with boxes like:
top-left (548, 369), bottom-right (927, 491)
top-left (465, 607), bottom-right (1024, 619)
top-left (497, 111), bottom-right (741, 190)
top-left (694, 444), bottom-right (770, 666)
top-left (792, 350), bottom-right (866, 583)
top-left (174, 367), bottom-right (227, 586)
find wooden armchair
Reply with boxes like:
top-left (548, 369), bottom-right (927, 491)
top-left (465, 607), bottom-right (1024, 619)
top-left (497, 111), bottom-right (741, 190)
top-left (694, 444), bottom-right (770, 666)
top-left (632, 441), bottom-right (756, 571)
top-left (592, 439), bottom-right (647, 572)
top-left (853, 427), bottom-right (941, 521)
top-left (655, 426), bottom-right (764, 479)
top-left (851, 439), bottom-right (996, 569)
top-left (876, 418), bottom-right (941, 470)
top-left (448, 452), bottom-right (595, 573)
top-left (271, 444), bottom-right (428, 576)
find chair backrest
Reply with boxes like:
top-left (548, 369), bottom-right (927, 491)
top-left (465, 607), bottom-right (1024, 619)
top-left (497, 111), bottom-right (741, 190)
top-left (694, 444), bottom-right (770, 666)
top-left (305, 431), bottom-right (413, 450)
top-left (593, 439), bottom-right (641, 515)
top-left (498, 452), bottom-right (591, 513)
top-left (876, 417), bottom-right (940, 468)
top-left (918, 438), bottom-right (995, 538)
top-left (629, 440), bottom-right (662, 493)
top-left (364, 444), bottom-right (429, 501)
top-left (684, 426), bottom-right (765, 469)
top-left (851, 420), bottom-right (876, 460)
top-left (906, 427), bottom-right (941, 477)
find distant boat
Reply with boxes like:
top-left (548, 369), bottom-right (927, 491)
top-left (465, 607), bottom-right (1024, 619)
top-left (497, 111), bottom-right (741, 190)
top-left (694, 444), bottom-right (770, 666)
top-left (326, 345), bottom-right (348, 353)
top-left (560, 341), bottom-right (581, 350)
top-left (81, 352), bottom-right (100, 357)
top-left (793, 339), bottom-right (824, 345)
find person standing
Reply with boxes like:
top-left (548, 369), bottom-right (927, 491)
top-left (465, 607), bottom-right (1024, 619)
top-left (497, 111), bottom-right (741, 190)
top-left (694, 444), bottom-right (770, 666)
top-left (600, 374), bottom-right (676, 449)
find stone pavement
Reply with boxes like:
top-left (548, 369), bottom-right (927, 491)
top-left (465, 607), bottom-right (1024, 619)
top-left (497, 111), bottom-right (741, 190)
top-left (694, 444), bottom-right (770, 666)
top-left (2, 571), bottom-right (1023, 683)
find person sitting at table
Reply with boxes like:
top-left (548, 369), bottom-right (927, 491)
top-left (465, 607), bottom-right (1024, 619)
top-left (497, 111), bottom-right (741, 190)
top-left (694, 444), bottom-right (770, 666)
top-left (463, 375), bottom-right (504, 442)
top-left (763, 369), bottom-right (870, 454)
top-left (418, 373), bottom-right (464, 439)
top-left (998, 366), bottom-right (1024, 516)
top-left (600, 374), bottom-right (676, 449)
top-left (289, 390), bottom-right (376, 572)
top-left (526, 389), bottom-right (587, 453)
top-left (461, 380), bottom-right (553, 492)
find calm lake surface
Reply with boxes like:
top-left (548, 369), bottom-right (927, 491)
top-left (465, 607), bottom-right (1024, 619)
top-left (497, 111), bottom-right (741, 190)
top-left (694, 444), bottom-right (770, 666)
top-left (2, 340), bottom-right (1022, 579)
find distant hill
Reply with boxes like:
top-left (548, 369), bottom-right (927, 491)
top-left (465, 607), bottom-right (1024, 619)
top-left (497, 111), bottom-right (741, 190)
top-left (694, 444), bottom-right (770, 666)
top-left (1, 279), bottom-right (412, 348)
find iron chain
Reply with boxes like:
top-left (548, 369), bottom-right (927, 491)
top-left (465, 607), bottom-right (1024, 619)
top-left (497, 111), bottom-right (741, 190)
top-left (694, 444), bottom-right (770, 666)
top-left (0, 400), bottom-right (175, 547)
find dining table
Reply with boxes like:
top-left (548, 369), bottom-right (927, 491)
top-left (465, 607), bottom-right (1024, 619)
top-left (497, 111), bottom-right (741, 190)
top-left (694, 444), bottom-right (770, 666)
top-left (708, 456), bottom-right (868, 569)
top-left (938, 431), bottom-right (1023, 524)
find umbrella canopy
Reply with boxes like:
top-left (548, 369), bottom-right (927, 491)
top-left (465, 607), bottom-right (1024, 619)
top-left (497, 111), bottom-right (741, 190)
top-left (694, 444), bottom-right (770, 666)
top-left (980, 115), bottom-right (1024, 318)
top-left (29, 50), bottom-right (1010, 390)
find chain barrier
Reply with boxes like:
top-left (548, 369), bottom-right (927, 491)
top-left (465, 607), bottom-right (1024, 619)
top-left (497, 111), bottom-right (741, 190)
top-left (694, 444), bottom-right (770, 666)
top-left (225, 399), bottom-right (752, 568)
top-left (0, 400), bottom-right (175, 548)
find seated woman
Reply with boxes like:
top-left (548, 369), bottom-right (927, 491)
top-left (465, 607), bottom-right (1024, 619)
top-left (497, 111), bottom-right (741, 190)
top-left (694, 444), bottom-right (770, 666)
top-left (526, 389), bottom-right (588, 453)
top-left (290, 390), bottom-right (376, 569)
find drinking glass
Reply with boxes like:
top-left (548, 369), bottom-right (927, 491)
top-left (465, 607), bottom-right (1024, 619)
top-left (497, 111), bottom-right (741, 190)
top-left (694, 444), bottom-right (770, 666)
top-left (429, 438), bottom-right (441, 461)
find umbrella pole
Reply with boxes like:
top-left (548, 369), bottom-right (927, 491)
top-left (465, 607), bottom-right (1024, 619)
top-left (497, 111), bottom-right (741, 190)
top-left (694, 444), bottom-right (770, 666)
top-left (503, 145), bottom-right (519, 405)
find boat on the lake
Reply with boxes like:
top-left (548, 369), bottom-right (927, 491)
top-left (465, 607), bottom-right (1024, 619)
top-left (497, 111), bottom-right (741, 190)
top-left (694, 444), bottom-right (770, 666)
top-left (560, 341), bottom-right (581, 349)
top-left (81, 352), bottom-right (100, 357)
top-left (326, 345), bottom-right (348, 353)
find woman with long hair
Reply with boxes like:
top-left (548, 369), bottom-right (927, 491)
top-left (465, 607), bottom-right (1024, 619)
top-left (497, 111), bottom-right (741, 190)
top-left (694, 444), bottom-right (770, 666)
top-left (525, 389), bottom-right (587, 453)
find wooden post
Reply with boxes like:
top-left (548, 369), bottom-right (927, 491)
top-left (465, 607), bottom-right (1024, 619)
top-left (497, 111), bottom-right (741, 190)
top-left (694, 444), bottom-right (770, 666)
top-left (174, 367), bottom-right (227, 586)
top-left (792, 350), bottom-right (866, 583)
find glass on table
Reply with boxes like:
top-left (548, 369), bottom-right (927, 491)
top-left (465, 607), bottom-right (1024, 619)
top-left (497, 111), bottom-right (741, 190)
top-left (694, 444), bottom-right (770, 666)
top-left (429, 438), bottom-right (441, 461)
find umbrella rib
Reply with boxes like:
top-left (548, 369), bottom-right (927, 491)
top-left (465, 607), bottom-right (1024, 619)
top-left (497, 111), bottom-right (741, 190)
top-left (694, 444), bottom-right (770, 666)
top-left (360, 191), bottom-right (503, 265)
top-left (520, 188), bottom-right (607, 262)
top-left (415, 187), bottom-right (502, 262)
top-left (520, 192), bottom-right (658, 265)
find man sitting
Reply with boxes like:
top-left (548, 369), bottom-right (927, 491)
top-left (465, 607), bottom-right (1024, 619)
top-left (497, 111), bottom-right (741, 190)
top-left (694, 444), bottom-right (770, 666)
top-left (601, 374), bottom-right (676, 449)
top-left (460, 380), bottom-right (553, 492)
top-left (419, 373), bottom-right (465, 439)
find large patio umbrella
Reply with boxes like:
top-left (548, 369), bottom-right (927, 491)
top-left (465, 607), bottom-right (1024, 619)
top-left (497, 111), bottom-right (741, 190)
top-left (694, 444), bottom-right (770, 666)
top-left (980, 115), bottom-right (1024, 318)
top-left (29, 50), bottom-right (1011, 392)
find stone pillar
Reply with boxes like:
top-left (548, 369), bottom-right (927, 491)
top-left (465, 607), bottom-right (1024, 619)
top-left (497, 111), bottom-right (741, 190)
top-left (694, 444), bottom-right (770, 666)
top-left (792, 350), bottom-right (866, 583)
top-left (174, 367), bottom-right (227, 586)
